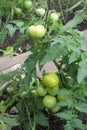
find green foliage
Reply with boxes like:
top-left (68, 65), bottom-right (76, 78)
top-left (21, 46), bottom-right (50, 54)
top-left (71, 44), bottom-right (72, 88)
top-left (0, 0), bottom-right (87, 130)
top-left (0, 114), bottom-right (19, 128)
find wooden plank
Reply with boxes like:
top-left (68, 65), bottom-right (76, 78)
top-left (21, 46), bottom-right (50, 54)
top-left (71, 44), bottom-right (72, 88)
top-left (0, 51), bottom-right (31, 72)
top-left (0, 30), bottom-right (87, 74)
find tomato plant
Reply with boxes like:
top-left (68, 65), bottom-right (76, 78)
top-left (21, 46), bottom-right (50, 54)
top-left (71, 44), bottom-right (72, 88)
top-left (0, 0), bottom-right (87, 130)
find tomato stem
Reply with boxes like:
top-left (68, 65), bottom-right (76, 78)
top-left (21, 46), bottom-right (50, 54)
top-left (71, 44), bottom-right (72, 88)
top-left (53, 59), bottom-right (66, 87)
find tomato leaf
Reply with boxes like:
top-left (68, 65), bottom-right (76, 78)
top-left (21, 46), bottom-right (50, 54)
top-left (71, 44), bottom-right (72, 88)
top-left (41, 36), bottom-right (70, 65)
top-left (23, 44), bottom-right (48, 88)
top-left (64, 123), bottom-right (74, 130)
top-left (55, 110), bottom-right (77, 120)
top-left (61, 8), bottom-right (86, 32)
top-left (0, 114), bottom-right (19, 127)
top-left (75, 102), bottom-right (87, 113)
top-left (6, 24), bottom-right (17, 37)
top-left (35, 111), bottom-right (49, 126)
top-left (69, 51), bottom-right (80, 64)
top-left (77, 60), bottom-right (87, 83)
top-left (72, 118), bottom-right (85, 130)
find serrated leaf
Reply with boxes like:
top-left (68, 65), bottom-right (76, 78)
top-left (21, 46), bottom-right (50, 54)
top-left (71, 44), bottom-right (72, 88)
top-left (64, 123), bottom-right (74, 130)
top-left (77, 60), bottom-right (87, 83)
top-left (69, 52), bottom-right (80, 64)
top-left (0, 114), bottom-right (19, 127)
top-left (41, 39), bottom-right (68, 65)
top-left (73, 118), bottom-right (85, 130)
top-left (23, 45), bottom-right (48, 88)
top-left (35, 112), bottom-right (49, 126)
top-left (6, 24), bottom-right (17, 37)
top-left (15, 21), bottom-right (24, 28)
top-left (55, 111), bottom-right (77, 120)
top-left (56, 101), bottom-right (68, 107)
top-left (75, 102), bottom-right (87, 113)
top-left (61, 8), bottom-right (86, 31)
top-left (66, 0), bottom-right (83, 12)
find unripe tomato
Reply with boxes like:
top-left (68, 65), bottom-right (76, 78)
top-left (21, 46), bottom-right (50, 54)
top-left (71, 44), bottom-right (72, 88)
top-left (14, 7), bottom-right (22, 15)
top-left (51, 105), bottom-right (60, 113)
top-left (42, 72), bottom-right (59, 88)
top-left (36, 84), bottom-right (47, 96)
top-left (27, 25), bottom-right (46, 38)
top-left (49, 12), bottom-right (60, 22)
top-left (6, 87), bottom-right (14, 93)
top-left (36, 8), bottom-right (45, 16)
top-left (57, 94), bottom-right (67, 101)
top-left (43, 95), bottom-right (57, 109)
top-left (57, 88), bottom-right (69, 101)
top-left (47, 85), bottom-right (59, 96)
top-left (23, 0), bottom-right (33, 10)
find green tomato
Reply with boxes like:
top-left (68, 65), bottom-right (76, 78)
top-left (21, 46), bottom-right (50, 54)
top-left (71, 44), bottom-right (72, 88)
top-left (27, 25), bottom-right (46, 38)
top-left (24, 0), bottom-right (33, 10)
top-left (36, 8), bottom-right (45, 16)
top-left (43, 95), bottom-right (57, 109)
top-left (42, 72), bottom-right (59, 88)
top-left (6, 87), bottom-right (14, 93)
top-left (49, 12), bottom-right (60, 22)
top-left (57, 94), bottom-right (67, 101)
top-left (14, 7), bottom-right (22, 15)
top-left (36, 84), bottom-right (47, 96)
top-left (51, 105), bottom-right (61, 113)
top-left (47, 85), bottom-right (59, 96)
top-left (57, 88), bottom-right (69, 101)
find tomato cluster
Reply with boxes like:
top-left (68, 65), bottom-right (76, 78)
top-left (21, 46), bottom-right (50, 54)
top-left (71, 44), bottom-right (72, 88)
top-left (14, 0), bottom-right (33, 15)
top-left (30, 72), bottom-right (68, 113)
top-left (14, 0), bottom-right (60, 40)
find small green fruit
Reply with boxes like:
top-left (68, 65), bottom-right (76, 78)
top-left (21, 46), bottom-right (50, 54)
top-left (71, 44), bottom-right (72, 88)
top-left (36, 8), bottom-right (45, 16)
top-left (49, 12), bottom-right (60, 22)
top-left (14, 7), bottom-right (22, 15)
top-left (24, 0), bottom-right (33, 10)
top-left (43, 95), bottom-right (57, 109)
top-left (27, 25), bottom-right (46, 38)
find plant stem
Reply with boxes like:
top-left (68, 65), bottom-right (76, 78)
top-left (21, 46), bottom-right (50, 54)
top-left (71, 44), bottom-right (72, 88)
top-left (25, 103), bottom-right (33, 130)
top-left (58, 0), bottom-right (65, 23)
top-left (32, 111), bottom-right (36, 130)
top-left (45, 0), bottom-right (51, 27)
top-left (53, 59), bottom-right (66, 87)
